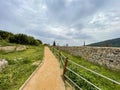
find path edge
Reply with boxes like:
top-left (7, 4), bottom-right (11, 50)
top-left (19, 60), bottom-right (44, 90)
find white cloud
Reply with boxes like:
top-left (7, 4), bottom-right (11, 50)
top-left (89, 12), bottom-right (107, 24)
top-left (83, 10), bottom-right (120, 43)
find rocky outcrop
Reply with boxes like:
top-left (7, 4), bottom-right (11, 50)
top-left (0, 45), bottom-right (26, 52)
top-left (0, 59), bottom-right (8, 72)
top-left (0, 46), bottom-right (16, 52)
top-left (57, 46), bottom-right (120, 71)
top-left (16, 46), bottom-right (26, 51)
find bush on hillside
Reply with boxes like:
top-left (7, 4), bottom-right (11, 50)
top-left (0, 30), bottom-right (42, 46)
top-left (0, 30), bottom-right (13, 41)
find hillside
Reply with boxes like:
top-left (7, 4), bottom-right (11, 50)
top-left (0, 30), bottom-right (42, 46)
top-left (88, 38), bottom-right (120, 47)
top-left (0, 45), bottom-right (44, 90)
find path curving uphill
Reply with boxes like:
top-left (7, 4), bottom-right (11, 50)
top-left (22, 46), bottom-right (65, 90)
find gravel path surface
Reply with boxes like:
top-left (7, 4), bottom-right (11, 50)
top-left (22, 46), bottom-right (65, 90)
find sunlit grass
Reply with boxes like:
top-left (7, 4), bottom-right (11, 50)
top-left (53, 49), bottom-right (120, 90)
top-left (0, 45), bottom-right (44, 90)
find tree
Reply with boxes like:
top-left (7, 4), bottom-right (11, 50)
top-left (0, 30), bottom-right (13, 41)
top-left (36, 39), bottom-right (42, 44)
top-left (9, 34), bottom-right (41, 46)
top-left (53, 41), bottom-right (56, 46)
top-left (0, 36), bottom-right (2, 40)
top-left (0, 30), bottom-right (42, 46)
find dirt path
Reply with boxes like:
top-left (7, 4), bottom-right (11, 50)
top-left (22, 46), bottom-right (65, 90)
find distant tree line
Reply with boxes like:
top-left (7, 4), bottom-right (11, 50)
top-left (0, 30), bottom-right (42, 46)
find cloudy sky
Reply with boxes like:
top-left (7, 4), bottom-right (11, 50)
top-left (0, 0), bottom-right (120, 46)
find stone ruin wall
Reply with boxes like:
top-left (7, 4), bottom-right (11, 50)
top-left (0, 45), bottom-right (26, 52)
top-left (57, 46), bottom-right (120, 71)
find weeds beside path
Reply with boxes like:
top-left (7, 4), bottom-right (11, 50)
top-left (0, 45), bottom-right (44, 90)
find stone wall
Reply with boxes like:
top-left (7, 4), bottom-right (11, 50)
top-left (16, 45), bottom-right (26, 51)
top-left (0, 46), bottom-right (16, 52)
top-left (0, 45), bottom-right (26, 52)
top-left (57, 46), bottom-right (120, 71)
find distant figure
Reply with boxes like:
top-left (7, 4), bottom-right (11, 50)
top-left (57, 43), bottom-right (59, 46)
top-left (84, 41), bottom-right (85, 46)
top-left (66, 44), bottom-right (68, 47)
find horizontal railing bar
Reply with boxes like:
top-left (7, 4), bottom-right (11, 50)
top-left (52, 47), bottom-right (66, 58)
top-left (59, 56), bottom-right (63, 67)
top-left (68, 59), bottom-right (120, 85)
top-left (66, 67), bottom-right (101, 90)
top-left (51, 47), bottom-right (120, 88)
top-left (60, 53), bottom-right (66, 58)
top-left (61, 57), bottom-right (64, 66)
top-left (64, 75), bottom-right (82, 90)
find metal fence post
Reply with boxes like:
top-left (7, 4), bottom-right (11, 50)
top-left (63, 57), bottom-right (68, 77)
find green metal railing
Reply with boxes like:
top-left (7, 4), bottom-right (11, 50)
top-left (49, 46), bottom-right (120, 90)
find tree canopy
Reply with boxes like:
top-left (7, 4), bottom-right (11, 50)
top-left (0, 30), bottom-right (13, 41)
top-left (53, 41), bottom-right (56, 46)
top-left (0, 30), bottom-right (42, 46)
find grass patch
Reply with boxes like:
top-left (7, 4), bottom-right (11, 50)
top-left (0, 45), bottom-right (44, 90)
top-left (52, 48), bottom-right (120, 90)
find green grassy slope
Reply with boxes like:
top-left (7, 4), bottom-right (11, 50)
top-left (0, 45), bottom-right (44, 90)
top-left (52, 48), bottom-right (120, 90)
